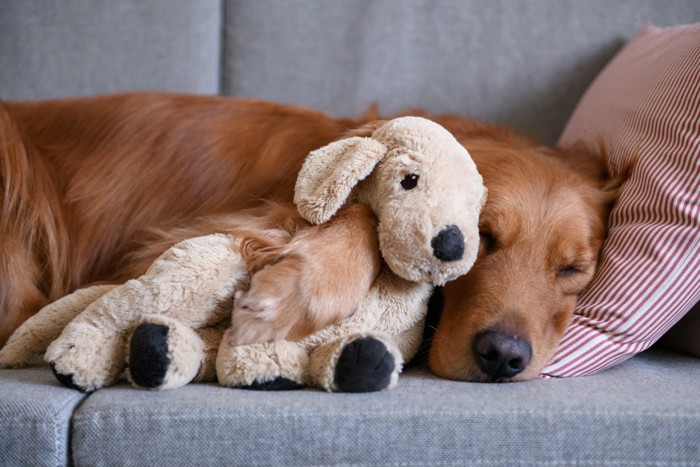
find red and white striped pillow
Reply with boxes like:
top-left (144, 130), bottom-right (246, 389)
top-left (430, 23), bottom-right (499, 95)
top-left (542, 23), bottom-right (700, 377)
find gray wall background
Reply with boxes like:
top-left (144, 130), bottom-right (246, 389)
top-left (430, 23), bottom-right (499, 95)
top-left (2, 0), bottom-right (699, 144)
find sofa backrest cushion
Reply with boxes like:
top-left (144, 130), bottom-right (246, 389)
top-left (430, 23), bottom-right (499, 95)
top-left (3, 1), bottom-right (700, 144)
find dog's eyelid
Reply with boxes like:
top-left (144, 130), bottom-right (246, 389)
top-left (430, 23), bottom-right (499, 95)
top-left (557, 263), bottom-right (586, 278)
top-left (479, 230), bottom-right (497, 251)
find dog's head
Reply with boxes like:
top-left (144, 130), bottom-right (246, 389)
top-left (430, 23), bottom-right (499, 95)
top-left (294, 116), bottom-right (486, 286)
top-left (427, 139), bottom-right (622, 382)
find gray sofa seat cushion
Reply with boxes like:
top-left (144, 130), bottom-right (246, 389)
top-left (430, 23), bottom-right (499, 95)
top-left (69, 349), bottom-right (699, 466)
top-left (0, 363), bottom-right (86, 467)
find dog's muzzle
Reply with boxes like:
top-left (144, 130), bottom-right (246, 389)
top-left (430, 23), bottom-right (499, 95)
top-left (473, 329), bottom-right (533, 380)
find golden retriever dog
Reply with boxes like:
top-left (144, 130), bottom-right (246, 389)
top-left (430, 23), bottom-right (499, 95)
top-left (0, 93), bottom-right (618, 380)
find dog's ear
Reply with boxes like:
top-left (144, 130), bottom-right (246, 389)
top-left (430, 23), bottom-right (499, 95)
top-left (294, 136), bottom-right (387, 224)
top-left (553, 140), bottom-right (631, 209)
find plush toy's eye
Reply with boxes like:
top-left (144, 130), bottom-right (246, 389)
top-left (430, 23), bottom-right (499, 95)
top-left (401, 173), bottom-right (419, 190)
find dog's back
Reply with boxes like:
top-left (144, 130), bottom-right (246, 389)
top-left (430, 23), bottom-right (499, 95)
top-left (0, 93), bottom-right (359, 344)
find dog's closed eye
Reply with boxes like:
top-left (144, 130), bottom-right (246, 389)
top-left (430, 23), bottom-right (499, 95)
top-left (479, 231), bottom-right (497, 252)
top-left (557, 264), bottom-right (585, 278)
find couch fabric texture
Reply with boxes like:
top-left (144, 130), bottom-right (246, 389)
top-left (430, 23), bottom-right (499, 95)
top-left (3, 0), bottom-right (700, 145)
top-left (1, 1), bottom-right (699, 465)
top-left (2, 351), bottom-right (698, 466)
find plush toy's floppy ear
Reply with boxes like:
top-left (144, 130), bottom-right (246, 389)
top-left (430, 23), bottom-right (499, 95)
top-left (294, 136), bottom-right (387, 224)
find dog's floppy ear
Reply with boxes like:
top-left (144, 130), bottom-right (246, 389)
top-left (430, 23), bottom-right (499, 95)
top-left (294, 136), bottom-right (387, 224)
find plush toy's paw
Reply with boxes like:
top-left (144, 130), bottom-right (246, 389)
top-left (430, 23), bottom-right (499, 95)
top-left (239, 376), bottom-right (305, 391)
top-left (127, 323), bottom-right (170, 388)
top-left (126, 316), bottom-right (205, 390)
top-left (45, 329), bottom-right (126, 392)
top-left (334, 336), bottom-right (397, 392)
top-left (216, 332), bottom-right (308, 390)
top-left (50, 363), bottom-right (91, 392)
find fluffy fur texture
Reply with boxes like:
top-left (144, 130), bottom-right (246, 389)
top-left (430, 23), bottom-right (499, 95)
top-left (230, 203), bottom-right (382, 345)
top-left (0, 93), bottom-right (618, 382)
top-left (426, 127), bottom-right (622, 382)
top-left (0, 116), bottom-right (484, 392)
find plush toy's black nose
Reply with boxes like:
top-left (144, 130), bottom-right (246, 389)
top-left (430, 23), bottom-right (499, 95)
top-left (473, 329), bottom-right (532, 380)
top-left (431, 225), bottom-right (465, 261)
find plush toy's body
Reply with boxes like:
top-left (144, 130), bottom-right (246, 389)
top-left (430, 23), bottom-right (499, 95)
top-left (0, 116), bottom-right (486, 393)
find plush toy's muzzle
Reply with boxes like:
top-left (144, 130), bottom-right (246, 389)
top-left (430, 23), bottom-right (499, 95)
top-left (294, 115), bottom-right (486, 287)
top-left (375, 199), bottom-right (481, 287)
top-left (431, 225), bottom-right (465, 262)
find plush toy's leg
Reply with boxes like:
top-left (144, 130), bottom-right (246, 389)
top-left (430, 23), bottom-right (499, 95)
top-left (46, 234), bottom-right (248, 392)
top-left (308, 332), bottom-right (403, 393)
top-left (390, 318), bottom-right (426, 365)
top-left (0, 285), bottom-right (116, 368)
top-left (216, 328), bottom-right (308, 390)
top-left (47, 331), bottom-right (126, 392)
top-left (126, 315), bottom-right (225, 390)
top-left (192, 324), bottom-right (228, 383)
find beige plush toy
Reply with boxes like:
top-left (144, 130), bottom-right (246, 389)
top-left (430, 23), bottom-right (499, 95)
top-left (0, 116), bottom-right (486, 393)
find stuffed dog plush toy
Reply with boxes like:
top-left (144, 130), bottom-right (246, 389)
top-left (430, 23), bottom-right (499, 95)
top-left (0, 116), bottom-right (486, 393)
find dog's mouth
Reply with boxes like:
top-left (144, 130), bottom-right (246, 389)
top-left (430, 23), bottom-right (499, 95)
top-left (426, 290), bottom-right (537, 382)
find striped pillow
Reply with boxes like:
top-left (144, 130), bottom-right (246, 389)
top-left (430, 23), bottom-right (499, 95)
top-left (543, 23), bottom-right (700, 377)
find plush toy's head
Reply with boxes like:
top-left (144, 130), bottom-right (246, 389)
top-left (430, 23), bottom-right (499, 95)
top-left (294, 116), bottom-right (486, 286)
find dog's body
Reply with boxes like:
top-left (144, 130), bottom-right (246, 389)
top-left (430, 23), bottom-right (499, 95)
top-left (0, 94), bottom-right (361, 346)
top-left (0, 93), bottom-right (618, 380)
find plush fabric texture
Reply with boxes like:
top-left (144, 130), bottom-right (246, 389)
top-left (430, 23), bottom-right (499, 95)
top-left (0, 117), bottom-right (483, 393)
top-left (0, 285), bottom-right (116, 368)
top-left (544, 23), bottom-right (700, 377)
top-left (295, 116), bottom-right (486, 286)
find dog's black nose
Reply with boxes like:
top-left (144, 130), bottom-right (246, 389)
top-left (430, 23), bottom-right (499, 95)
top-left (473, 329), bottom-right (532, 380)
top-left (431, 225), bottom-right (464, 261)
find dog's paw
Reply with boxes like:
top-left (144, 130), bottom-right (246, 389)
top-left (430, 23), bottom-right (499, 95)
top-left (333, 337), bottom-right (397, 393)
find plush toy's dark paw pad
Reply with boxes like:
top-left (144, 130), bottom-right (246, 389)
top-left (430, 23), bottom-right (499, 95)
top-left (128, 323), bottom-right (170, 388)
top-left (50, 363), bottom-right (90, 392)
top-left (238, 377), bottom-right (305, 391)
top-left (334, 337), bottom-right (395, 393)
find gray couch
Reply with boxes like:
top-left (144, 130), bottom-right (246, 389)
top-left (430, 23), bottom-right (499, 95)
top-left (1, 1), bottom-right (699, 465)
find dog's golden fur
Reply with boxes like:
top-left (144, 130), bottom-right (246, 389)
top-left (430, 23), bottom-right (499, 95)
top-left (428, 138), bottom-right (620, 381)
top-left (0, 93), bottom-right (618, 380)
top-left (230, 203), bottom-right (380, 345)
